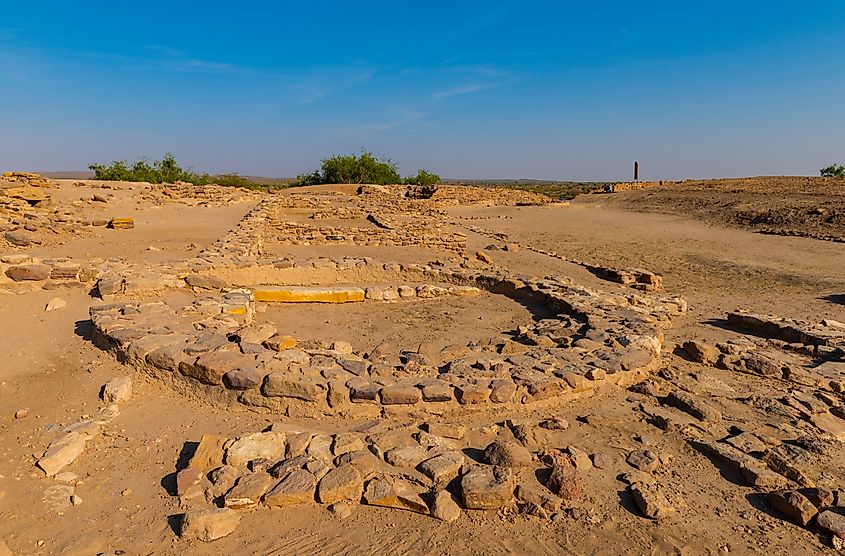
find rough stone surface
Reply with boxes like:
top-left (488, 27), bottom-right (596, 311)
top-left (484, 440), bottom-right (533, 468)
top-left (180, 508), bottom-right (240, 542)
top-left (317, 464), bottom-right (363, 504)
top-left (101, 376), bottom-right (132, 404)
top-left (461, 465), bottom-right (514, 510)
top-left (264, 469), bottom-right (316, 507)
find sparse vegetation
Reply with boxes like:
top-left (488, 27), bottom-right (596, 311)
top-left (820, 164), bottom-right (845, 178)
top-left (88, 153), bottom-right (277, 190)
top-left (448, 180), bottom-right (609, 200)
top-left (405, 169), bottom-right (441, 187)
top-left (293, 152), bottom-right (440, 187)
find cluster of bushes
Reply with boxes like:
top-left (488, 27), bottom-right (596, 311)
top-left (293, 152), bottom-right (440, 187)
top-left (821, 164), bottom-right (845, 178)
top-left (88, 154), bottom-right (270, 190)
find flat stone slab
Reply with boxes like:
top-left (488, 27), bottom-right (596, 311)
top-left (253, 286), bottom-right (365, 303)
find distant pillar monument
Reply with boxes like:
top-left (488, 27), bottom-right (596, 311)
top-left (633, 161), bottom-right (639, 182)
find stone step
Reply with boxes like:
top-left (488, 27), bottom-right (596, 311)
top-left (253, 286), bottom-right (366, 303)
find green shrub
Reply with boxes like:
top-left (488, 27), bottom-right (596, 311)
top-left (405, 169), bottom-right (441, 187)
top-left (820, 164), bottom-right (845, 178)
top-left (292, 152), bottom-right (439, 187)
top-left (88, 154), bottom-right (278, 190)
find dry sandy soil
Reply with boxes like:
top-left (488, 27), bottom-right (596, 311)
top-left (0, 178), bottom-right (844, 555)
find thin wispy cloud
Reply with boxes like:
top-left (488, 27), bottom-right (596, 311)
top-left (432, 83), bottom-right (494, 99)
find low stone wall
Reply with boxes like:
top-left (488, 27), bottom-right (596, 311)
top-left (89, 263), bottom-right (686, 419)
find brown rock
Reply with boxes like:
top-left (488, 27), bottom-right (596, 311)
top-left (682, 340), bottom-right (719, 365)
top-left (768, 490), bottom-right (818, 526)
top-left (626, 449), bottom-right (659, 473)
top-left (180, 508), bottom-right (240, 541)
top-left (817, 510), bottom-right (845, 540)
top-left (461, 465), bottom-right (514, 510)
top-left (189, 435), bottom-right (227, 471)
top-left (5, 263), bottom-right (50, 281)
top-left (484, 440), bottom-right (533, 468)
top-left (317, 464), bottom-right (363, 504)
top-left (263, 469), bottom-right (316, 507)
top-left (418, 451), bottom-right (464, 485)
top-left (363, 476), bottom-right (428, 514)
top-left (379, 386), bottom-right (422, 405)
top-left (547, 463), bottom-right (581, 500)
top-left (224, 471), bottom-right (273, 509)
top-left (630, 482), bottom-right (675, 520)
top-left (431, 490), bottom-right (462, 522)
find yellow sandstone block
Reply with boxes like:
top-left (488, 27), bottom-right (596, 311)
top-left (108, 218), bottom-right (135, 229)
top-left (253, 286), bottom-right (365, 303)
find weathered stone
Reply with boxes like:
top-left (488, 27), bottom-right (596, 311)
top-left (484, 440), bottom-right (533, 468)
top-left (45, 297), bottom-right (67, 311)
top-left (180, 507), bottom-right (240, 542)
top-left (233, 323), bottom-right (277, 344)
top-left (768, 490), bottom-right (817, 526)
top-left (817, 510), bottom-right (845, 539)
top-left (564, 446), bottom-right (593, 470)
top-left (385, 445), bottom-right (430, 469)
top-left (456, 384), bottom-right (490, 404)
top-left (695, 441), bottom-right (788, 489)
top-left (665, 390), bottom-right (722, 422)
top-left (317, 464), bottom-right (363, 504)
top-left (380, 386), bottom-right (422, 405)
top-left (418, 451), bottom-right (464, 485)
top-left (363, 476), bottom-right (428, 514)
top-left (630, 482), bottom-right (674, 520)
top-left (285, 433), bottom-right (314, 459)
top-left (189, 435), bottom-right (227, 471)
top-left (185, 274), bottom-right (228, 290)
top-left (263, 373), bottom-right (322, 402)
top-left (224, 471), bottom-right (274, 509)
top-left (421, 383), bottom-right (453, 402)
top-left (37, 432), bottom-right (87, 476)
top-left (547, 463), bottom-right (581, 500)
top-left (183, 351), bottom-right (246, 386)
top-left (5, 263), bottom-right (50, 281)
top-left (626, 449), bottom-right (659, 473)
top-left (264, 469), bottom-right (316, 507)
top-left (431, 490), bottom-right (462, 522)
top-left (176, 466), bottom-right (203, 496)
top-left (423, 422), bottom-right (466, 440)
top-left (335, 446), bottom-right (379, 474)
top-left (724, 431), bottom-right (768, 456)
top-left (461, 465), bottom-right (514, 510)
top-left (682, 340), bottom-right (719, 365)
top-left (306, 434), bottom-right (335, 462)
top-left (101, 376), bottom-right (132, 404)
top-left (225, 431), bottom-right (286, 468)
top-left (515, 482), bottom-right (562, 514)
top-left (222, 366), bottom-right (265, 390)
top-left (264, 334), bottom-right (298, 351)
top-left (332, 433), bottom-right (365, 456)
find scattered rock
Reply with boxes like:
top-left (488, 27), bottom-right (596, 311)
top-left (682, 340), bottom-right (719, 365)
top-left (768, 490), bottom-right (817, 526)
top-left (630, 482), bottom-right (674, 520)
top-left (626, 449), bottom-right (660, 473)
top-left (180, 508), bottom-right (240, 542)
top-left (101, 376), bottom-right (132, 404)
top-left (484, 440), bottom-right (533, 468)
top-left (461, 465), bottom-right (514, 509)
top-left (546, 463), bottom-right (581, 500)
top-left (431, 490), bottom-right (462, 522)
top-left (14, 409), bottom-right (27, 420)
top-left (45, 297), bottom-right (67, 311)
top-left (37, 432), bottom-right (87, 476)
top-left (816, 510), bottom-right (845, 540)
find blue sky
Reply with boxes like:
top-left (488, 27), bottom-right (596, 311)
top-left (1, 1), bottom-right (844, 180)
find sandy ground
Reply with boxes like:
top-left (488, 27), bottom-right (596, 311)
top-left (1, 180), bottom-right (844, 555)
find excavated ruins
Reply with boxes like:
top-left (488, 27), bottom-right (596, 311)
top-left (2, 177), bottom-right (845, 552)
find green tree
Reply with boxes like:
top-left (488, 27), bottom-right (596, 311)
top-left (405, 169), bottom-right (441, 187)
top-left (820, 164), bottom-right (845, 178)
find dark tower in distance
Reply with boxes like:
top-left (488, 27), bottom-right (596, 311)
top-left (634, 161), bottom-right (639, 182)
